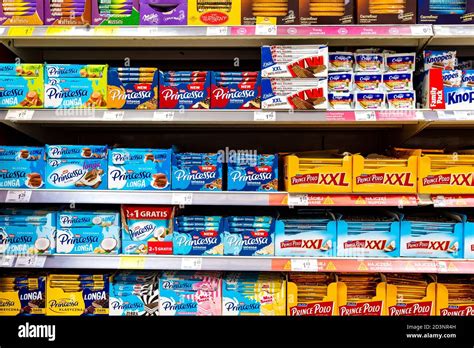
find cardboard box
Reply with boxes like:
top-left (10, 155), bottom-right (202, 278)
top-left (464, 214), bottom-right (474, 259)
top-left (0, 146), bottom-right (45, 189)
top-left (172, 152), bottom-right (222, 191)
top-left (188, 0), bottom-right (240, 25)
top-left (227, 154), bottom-right (278, 191)
top-left (211, 72), bottom-right (261, 109)
top-left (44, 0), bottom-right (91, 25)
top-left (436, 275), bottom-right (474, 316)
top-left (357, 0), bottom-right (416, 24)
top-left (242, 0), bottom-right (298, 25)
top-left (0, 64), bottom-right (44, 108)
top-left (140, 0), bottom-right (187, 24)
top-left (0, 0), bottom-right (43, 25)
top-left (159, 71), bottom-right (211, 109)
top-left (418, 0), bottom-right (473, 24)
top-left (0, 274), bottom-right (46, 316)
top-left (299, 0), bottom-right (353, 24)
top-left (262, 78), bottom-right (328, 109)
top-left (92, 0), bottom-right (139, 25)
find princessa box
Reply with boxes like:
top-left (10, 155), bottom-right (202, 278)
top-left (241, 0), bottom-right (298, 25)
top-left (357, 0), bottom-right (416, 24)
top-left (0, 146), bottom-right (45, 189)
top-left (0, 274), bottom-right (46, 316)
top-left (299, 0), bottom-right (353, 24)
top-left (0, 64), bottom-right (44, 108)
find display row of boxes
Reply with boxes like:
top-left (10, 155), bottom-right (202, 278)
top-left (1, 272), bottom-right (472, 316)
top-left (2, 207), bottom-right (474, 259)
top-left (1, 0), bottom-right (473, 25)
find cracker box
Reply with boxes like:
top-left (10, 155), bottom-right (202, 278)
top-left (56, 211), bottom-right (121, 254)
top-left (108, 148), bottom-right (172, 190)
top-left (159, 271), bottom-right (222, 315)
top-left (227, 154), bottom-right (278, 191)
top-left (0, 210), bottom-right (56, 255)
top-left (0, 146), bottom-right (45, 189)
top-left (386, 274), bottom-right (436, 316)
top-left (287, 273), bottom-right (338, 316)
top-left (172, 152), bottom-right (223, 191)
top-left (45, 145), bottom-right (108, 190)
top-left (357, 0), bottom-right (417, 24)
top-left (211, 72), bottom-right (261, 109)
top-left (173, 216), bottom-right (225, 256)
top-left (418, 154), bottom-right (474, 194)
top-left (275, 212), bottom-right (338, 257)
top-left (0, 274), bottom-right (46, 316)
top-left (92, 0), bottom-right (139, 25)
top-left (121, 205), bottom-right (174, 255)
top-left (337, 211), bottom-right (401, 258)
top-left (46, 274), bottom-right (109, 316)
top-left (0, 64), bottom-right (44, 108)
top-left (44, 64), bottom-right (108, 109)
top-left (436, 275), bottom-right (474, 316)
top-left (0, 0), bottom-right (43, 25)
top-left (140, 0), bottom-right (187, 24)
top-left (223, 216), bottom-right (275, 256)
top-left (418, 0), bottom-right (473, 24)
top-left (299, 0), bottom-right (353, 24)
top-left (352, 154), bottom-right (418, 194)
top-left (159, 71), bottom-right (211, 109)
top-left (284, 152), bottom-right (352, 193)
top-left (188, 0), bottom-right (240, 24)
top-left (400, 212), bottom-right (464, 258)
top-left (44, 0), bottom-right (91, 25)
top-left (223, 272), bottom-right (286, 316)
top-left (464, 214), bottom-right (474, 259)
top-left (241, 0), bottom-right (298, 25)
top-left (337, 273), bottom-right (387, 316)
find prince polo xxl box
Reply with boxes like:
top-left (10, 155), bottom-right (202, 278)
top-left (357, 0), bottom-right (417, 24)
top-left (418, 0), bottom-right (473, 24)
top-left (241, 0), bottom-right (298, 25)
top-left (299, 0), bottom-right (353, 24)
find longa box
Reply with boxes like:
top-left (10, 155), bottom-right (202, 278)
top-left (418, 0), bottom-right (474, 24)
top-left (0, 64), bottom-right (44, 108)
top-left (0, 146), bottom-right (45, 189)
top-left (0, 0), bottom-right (43, 25)
top-left (241, 0), bottom-right (298, 25)
top-left (188, 0), bottom-right (240, 25)
top-left (299, 0), bottom-right (353, 24)
top-left (44, 0), bottom-right (91, 25)
top-left (357, 0), bottom-right (417, 24)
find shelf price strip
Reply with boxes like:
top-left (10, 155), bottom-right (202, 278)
top-left (181, 257), bottom-right (203, 270)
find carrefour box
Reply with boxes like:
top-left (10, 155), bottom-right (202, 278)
top-left (0, 274), bottom-right (46, 316)
top-left (44, 64), bottom-right (108, 109)
top-left (227, 154), bottom-right (278, 191)
top-left (108, 148), bottom-right (172, 190)
top-left (92, 0), bottom-right (140, 25)
top-left (418, 0), bottom-right (473, 24)
top-left (0, 146), bottom-right (45, 189)
top-left (337, 211), bottom-right (401, 257)
top-left (299, 0), bottom-right (353, 24)
top-left (0, 64), bottom-right (44, 108)
top-left (56, 211), bottom-right (121, 254)
top-left (400, 212), bottom-right (464, 258)
top-left (173, 216), bottom-right (225, 255)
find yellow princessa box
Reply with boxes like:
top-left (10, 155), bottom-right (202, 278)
top-left (418, 154), bottom-right (474, 194)
top-left (352, 154), bottom-right (418, 194)
top-left (284, 152), bottom-right (352, 193)
top-left (0, 275), bottom-right (46, 316)
top-left (46, 274), bottom-right (109, 316)
top-left (436, 275), bottom-right (474, 316)
top-left (188, 0), bottom-right (241, 25)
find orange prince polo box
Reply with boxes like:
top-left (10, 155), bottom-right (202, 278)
top-left (357, 0), bottom-right (416, 24)
top-left (299, 0), bottom-right (353, 24)
top-left (241, 0), bottom-right (299, 25)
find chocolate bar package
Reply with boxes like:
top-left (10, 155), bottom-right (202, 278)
top-left (159, 71), bottom-right (210, 109)
top-left (227, 154), bottom-right (278, 191)
top-left (188, 0), bottom-right (240, 24)
top-left (299, 0), bottom-right (353, 24)
top-left (45, 0), bottom-right (91, 25)
top-left (261, 78), bottom-right (328, 110)
top-left (0, 64), bottom-right (44, 108)
top-left (0, 146), bottom-right (45, 189)
top-left (241, 0), bottom-right (298, 25)
top-left (140, 0), bottom-right (187, 24)
top-left (418, 0), bottom-right (473, 24)
top-left (92, 0), bottom-right (139, 25)
top-left (173, 216), bottom-right (225, 255)
top-left (108, 67), bottom-right (159, 109)
top-left (223, 217), bottom-right (275, 256)
top-left (0, 0), bottom-right (43, 24)
top-left (172, 152), bottom-right (223, 191)
top-left (357, 0), bottom-right (417, 24)
top-left (211, 72), bottom-right (261, 109)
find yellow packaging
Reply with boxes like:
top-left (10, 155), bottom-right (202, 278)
top-left (353, 154), bottom-right (418, 193)
top-left (0, 275), bottom-right (46, 316)
top-left (436, 275), bottom-right (474, 316)
top-left (284, 153), bottom-right (352, 193)
top-left (188, 0), bottom-right (241, 25)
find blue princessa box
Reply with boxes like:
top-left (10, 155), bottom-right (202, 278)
top-left (227, 154), bottom-right (278, 191)
top-left (172, 153), bottom-right (222, 191)
top-left (418, 0), bottom-right (473, 24)
top-left (173, 216), bottom-right (225, 255)
top-left (400, 212), bottom-right (464, 259)
top-left (108, 148), bottom-right (172, 191)
top-left (0, 64), bottom-right (44, 108)
top-left (0, 146), bottom-right (45, 189)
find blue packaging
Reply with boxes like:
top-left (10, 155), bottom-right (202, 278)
top-left (108, 148), bottom-right (172, 191)
top-left (159, 71), bottom-right (210, 109)
top-left (0, 146), bottom-right (45, 189)
top-left (418, 0), bottom-right (473, 24)
top-left (227, 154), bottom-right (278, 191)
top-left (463, 214), bottom-right (474, 259)
top-left (400, 213), bottom-right (464, 259)
top-left (0, 64), bottom-right (44, 108)
top-left (56, 211), bottom-right (121, 254)
top-left (223, 217), bottom-right (275, 256)
top-left (172, 153), bottom-right (222, 191)
top-left (46, 145), bottom-right (108, 159)
top-left (462, 70), bottom-right (474, 87)
top-left (173, 216), bottom-right (224, 255)
top-left (443, 86), bottom-right (474, 110)
top-left (337, 211), bottom-right (401, 257)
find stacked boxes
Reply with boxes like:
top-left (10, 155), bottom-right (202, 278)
top-left (0, 146), bottom-right (45, 189)
top-left (299, 0), bottom-right (353, 24)
top-left (436, 275), bottom-right (474, 316)
top-left (172, 152), bottom-right (222, 191)
top-left (107, 148), bottom-right (172, 190)
top-left (140, 0), bottom-right (187, 25)
top-left (210, 71), bottom-right (261, 109)
top-left (45, 145), bottom-right (108, 190)
top-left (0, 0), bottom-right (43, 25)
top-left (418, 0), bottom-right (473, 24)
top-left (357, 0), bottom-right (417, 24)
top-left (0, 64), bottom-right (44, 108)
top-left (159, 71), bottom-right (211, 109)
top-left (227, 153), bottom-right (278, 191)
top-left (187, 0), bottom-right (240, 25)
top-left (92, 0), bottom-right (140, 25)
top-left (241, 0), bottom-right (298, 25)
top-left (44, 0), bottom-right (92, 25)
top-left (173, 215), bottom-right (224, 255)
top-left (261, 45), bottom-right (329, 110)
top-left (223, 216), bottom-right (275, 256)
top-left (0, 273), bottom-right (46, 316)
top-left (56, 211), bottom-right (121, 254)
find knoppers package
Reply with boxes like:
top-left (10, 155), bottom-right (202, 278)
top-left (0, 146), bottom-right (45, 189)
top-left (0, 64), bottom-right (44, 108)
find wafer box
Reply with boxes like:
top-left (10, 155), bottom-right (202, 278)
top-left (299, 0), bottom-right (353, 24)
top-left (0, 274), bottom-right (46, 316)
top-left (140, 0), bottom-right (187, 24)
top-left (0, 64), bottom-right (44, 108)
top-left (92, 0), bottom-right (139, 25)
top-left (0, 0), bottom-right (43, 24)
top-left (44, 0), bottom-right (91, 25)
top-left (357, 0), bottom-right (416, 23)
top-left (436, 275), bottom-right (474, 316)
top-left (0, 146), bottom-right (45, 189)
top-left (418, 0), bottom-right (473, 24)
top-left (187, 0), bottom-right (240, 24)
top-left (262, 78), bottom-right (328, 109)
top-left (241, 0), bottom-right (298, 25)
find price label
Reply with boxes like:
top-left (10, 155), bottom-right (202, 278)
top-left (15, 255), bottom-right (46, 268)
top-left (0, 28), bottom-right (5, 36)
top-left (0, 255), bottom-right (16, 267)
top-left (255, 25), bottom-right (277, 36)
top-left (103, 111), bottom-right (124, 120)
top-left (254, 111), bottom-right (276, 121)
top-left (46, 27), bottom-right (72, 36)
top-left (172, 193), bottom-right (193, 205)
top-left (453, 111), bottom-right (474, 120)
top-left (119, 256), bottom-right (146, 269)
top-left (181, 257), bottom-right (202, 270)
top-left (291, 258), bottom-right (318, 272)
top-left (206, 26), bottom-right (228, 36)
top-left (415, 111), bottom-right (425, 120)
top-left (153, 111), bottom-right (175, 121)
top-left (5, 109), bottom-right (34, 120)
top-left (354, 110), bottom-right (376, 121)
top-left (6, 190), bottom-right (32, 203)
top-left (433, 195), bottom-right (446, 208)
top-left (94, 27), bottom-right (116, 35)
top-left (8, 27), bottom-right (34, 37)
top-left (437, 261), bottom-right (448, 272)
top-left (411, 25), bottom-right (433, 36)
top-left (287, 194), bottom-right (309, 206)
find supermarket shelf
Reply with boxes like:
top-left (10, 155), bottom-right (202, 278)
top-left (2, 254), bottom-right (472, 273)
